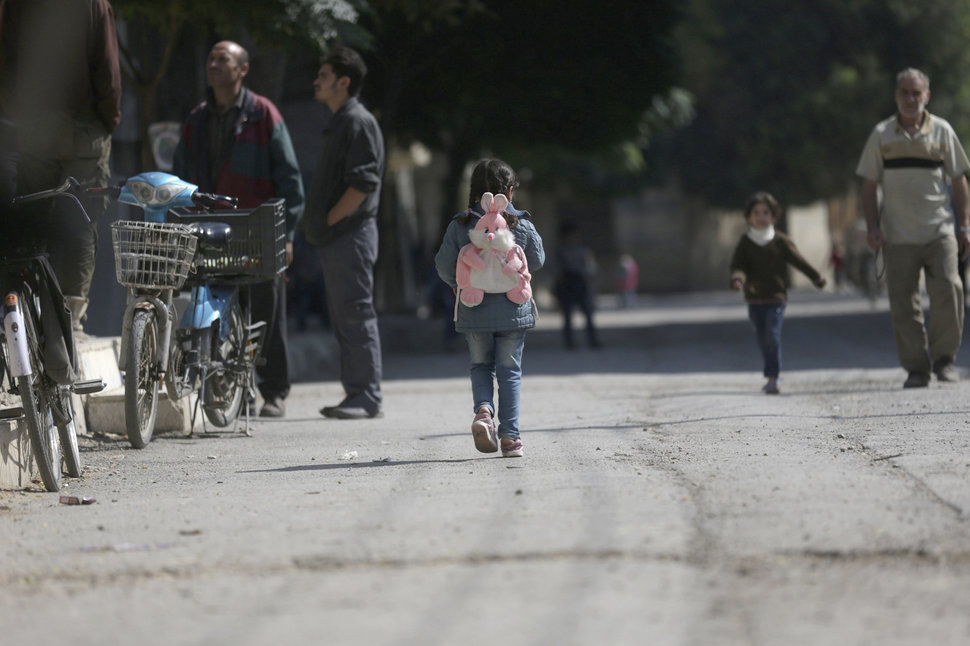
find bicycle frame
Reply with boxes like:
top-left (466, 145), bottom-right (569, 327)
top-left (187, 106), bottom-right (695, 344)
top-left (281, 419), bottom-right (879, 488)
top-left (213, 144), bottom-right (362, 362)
top-left (0, 178), bottom-right (105, 489)
top-left (117, 290), bottom-right (176, 378)
top-left (3, 291), bottom-right (31, 378)
top-left (184, 284), bottom-right (235, 335)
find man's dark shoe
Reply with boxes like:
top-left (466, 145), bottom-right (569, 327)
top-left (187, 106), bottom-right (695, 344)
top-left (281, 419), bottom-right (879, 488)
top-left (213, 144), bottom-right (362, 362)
top-left (934, 362), bottom-right (959, 383)
top-left (903, 371), bottom-right (930, 389)
top-left (260, 397), bottom-right (285, 418)
top-left (320, 405), bottom-right (383, 420)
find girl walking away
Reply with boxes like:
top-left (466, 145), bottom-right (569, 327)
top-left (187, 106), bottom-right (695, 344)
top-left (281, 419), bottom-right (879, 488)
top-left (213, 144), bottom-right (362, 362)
top-left (730, 191), bottom-right (827, 394)
top-left (435, 159), bottom-right (545, 457)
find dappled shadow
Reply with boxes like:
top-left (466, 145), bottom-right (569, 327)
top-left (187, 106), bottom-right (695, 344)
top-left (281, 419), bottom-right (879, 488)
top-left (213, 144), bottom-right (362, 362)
top-left (372, 307), bottom-right (909, 380)
top-left (644, 407), bottom-right (970, 429)
top-left (648, 384), bottom-right (907, 399)
top-left (417, 422), bottom-right (648, 441)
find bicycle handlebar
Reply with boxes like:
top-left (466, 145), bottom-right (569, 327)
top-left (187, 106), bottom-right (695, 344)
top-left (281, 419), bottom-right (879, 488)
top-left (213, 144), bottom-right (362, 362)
top-left (84, 185), bottom-right (238, 211)
top-left (192, 192), bottom-right (238, 210)
top-left (11, 177), bottom-right (80, 205)
top-left (83, 180), bottom-right (240, 213)
top-left (84, 185), bottom-right (122, 200)
top-left (11, 177), bottom-right (91, 222)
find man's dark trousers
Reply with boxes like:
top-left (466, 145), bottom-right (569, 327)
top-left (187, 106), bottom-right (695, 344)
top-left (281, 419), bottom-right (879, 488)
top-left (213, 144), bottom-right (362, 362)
top-left (317, 217), bottom-right (382, 413)
top-left (248, 274), bottom-right (290, 402)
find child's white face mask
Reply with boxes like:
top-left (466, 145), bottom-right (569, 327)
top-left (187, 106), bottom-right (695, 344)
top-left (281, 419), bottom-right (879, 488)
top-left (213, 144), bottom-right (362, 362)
top-left (747, 224), bottom-right (776, 246)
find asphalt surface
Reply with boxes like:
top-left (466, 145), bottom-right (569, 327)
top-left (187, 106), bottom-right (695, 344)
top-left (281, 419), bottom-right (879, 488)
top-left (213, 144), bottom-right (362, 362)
top-left (2, 290), bottom-right (970, 646)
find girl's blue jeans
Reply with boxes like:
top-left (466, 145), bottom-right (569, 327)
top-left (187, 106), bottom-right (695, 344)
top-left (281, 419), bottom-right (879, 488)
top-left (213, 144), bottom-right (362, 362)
top-left (748, 302), bottom-right (785, 378)
top-left (465, 330), bottom-right (526, 440)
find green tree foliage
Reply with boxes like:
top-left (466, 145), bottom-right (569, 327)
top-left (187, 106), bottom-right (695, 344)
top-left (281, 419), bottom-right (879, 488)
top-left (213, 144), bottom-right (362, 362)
top-left (111, 0), bottom-right (363, 167)
top-left (365, 0), bottom-right (681, 148)
top-left (360, 0), bottom-right (681, 207)
top-left (671, 0), bottom-right (970, 208)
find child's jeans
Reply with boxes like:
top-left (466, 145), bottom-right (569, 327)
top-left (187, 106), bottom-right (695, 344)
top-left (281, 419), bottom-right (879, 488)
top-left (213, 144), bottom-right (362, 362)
top-left (748, 302), bottom-right (785, 378)
top-left (465, 329), bottom-right (526, 440)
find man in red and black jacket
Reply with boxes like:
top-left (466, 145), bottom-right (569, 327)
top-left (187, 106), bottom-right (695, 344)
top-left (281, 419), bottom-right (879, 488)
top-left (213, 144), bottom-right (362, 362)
top-left (173, 40), bottom-right (305, 418)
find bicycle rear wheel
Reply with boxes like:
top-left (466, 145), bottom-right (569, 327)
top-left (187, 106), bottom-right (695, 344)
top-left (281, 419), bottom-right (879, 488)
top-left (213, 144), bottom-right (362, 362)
top-left (202, 302), bottom-right (246, 428)
top-left (125, 308), bottom-right (160, 449)
top-left (16, 294), bottom-right (62, 491)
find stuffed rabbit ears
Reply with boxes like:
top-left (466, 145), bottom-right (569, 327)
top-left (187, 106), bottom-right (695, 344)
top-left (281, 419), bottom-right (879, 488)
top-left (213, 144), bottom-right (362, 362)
top-left (480, 192), bottom-right (509, 215)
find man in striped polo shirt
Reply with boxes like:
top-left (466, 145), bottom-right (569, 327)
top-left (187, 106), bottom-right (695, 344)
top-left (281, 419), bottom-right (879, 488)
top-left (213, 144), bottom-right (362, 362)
top-left (857, 67), bottom-right (970, 389)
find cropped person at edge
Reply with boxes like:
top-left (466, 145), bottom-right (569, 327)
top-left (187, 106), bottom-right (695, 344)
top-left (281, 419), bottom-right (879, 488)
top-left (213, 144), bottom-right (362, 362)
top-left (856, 68), bottom-right (970, 389)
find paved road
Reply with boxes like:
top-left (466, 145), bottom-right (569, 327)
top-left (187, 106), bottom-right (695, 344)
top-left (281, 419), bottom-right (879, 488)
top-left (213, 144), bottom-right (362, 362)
top-left (2, 292), bottom-right (970, 646)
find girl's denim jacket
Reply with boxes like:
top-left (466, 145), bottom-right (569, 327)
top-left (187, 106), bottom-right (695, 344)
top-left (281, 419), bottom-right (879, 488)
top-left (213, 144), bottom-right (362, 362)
top-left (434, 202), bottom-right (545, 333)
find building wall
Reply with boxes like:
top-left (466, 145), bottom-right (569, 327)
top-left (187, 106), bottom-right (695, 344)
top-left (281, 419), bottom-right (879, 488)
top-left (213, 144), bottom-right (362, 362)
top-left (787, 202), bottom-right (833, 288)
top-left (603, 187), bottom-right (834, 295)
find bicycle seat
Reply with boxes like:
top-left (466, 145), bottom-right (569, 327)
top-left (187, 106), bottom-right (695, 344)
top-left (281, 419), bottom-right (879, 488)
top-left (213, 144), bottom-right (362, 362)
top-left (188, 221), bottom-right (232, 256)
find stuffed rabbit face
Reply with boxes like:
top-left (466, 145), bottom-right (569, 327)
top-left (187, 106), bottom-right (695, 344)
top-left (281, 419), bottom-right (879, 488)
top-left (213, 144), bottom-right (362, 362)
top-left (467, 192), bottom-right (514, 253)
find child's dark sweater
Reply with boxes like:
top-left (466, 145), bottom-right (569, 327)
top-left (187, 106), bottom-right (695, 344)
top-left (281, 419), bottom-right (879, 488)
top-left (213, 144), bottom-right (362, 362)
top-left (729, 231), bottom-right (822, 303)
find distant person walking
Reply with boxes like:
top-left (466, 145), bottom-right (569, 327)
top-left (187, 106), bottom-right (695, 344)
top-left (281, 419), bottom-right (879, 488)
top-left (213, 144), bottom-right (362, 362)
top-left (615, 253), bottom-right (639, 308)
top-left (435, 159), bottom-right (545, 457)
top-left (730, 191), bottom-right (827, 394)
top-left (554, 220), bottom-right (601, 349)
top-left (856, 67), bottom-right (970, 388)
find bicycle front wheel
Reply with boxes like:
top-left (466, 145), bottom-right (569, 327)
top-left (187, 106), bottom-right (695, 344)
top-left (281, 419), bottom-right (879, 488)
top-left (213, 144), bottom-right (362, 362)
top-left (125, 309), bottom-right (160, 449)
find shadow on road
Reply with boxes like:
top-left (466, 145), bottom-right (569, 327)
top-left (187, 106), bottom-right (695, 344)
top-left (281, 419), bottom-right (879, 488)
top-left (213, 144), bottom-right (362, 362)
top-left (642, 407), bottom-right (970, 429)
top-left (373, 308), bottom-right (906, 380)
top-left (240, 458), bottom-right (478, 473)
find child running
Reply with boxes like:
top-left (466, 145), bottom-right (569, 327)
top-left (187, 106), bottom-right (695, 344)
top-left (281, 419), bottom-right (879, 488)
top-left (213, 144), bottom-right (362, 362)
top-left (434, 158), bottom-right (545, 457)
top-left (730, 191), bottom-right (827, 394)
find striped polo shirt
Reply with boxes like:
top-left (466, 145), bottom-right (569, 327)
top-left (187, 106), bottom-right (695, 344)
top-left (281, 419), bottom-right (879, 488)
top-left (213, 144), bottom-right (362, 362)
top-left (856, 112), bottom-right (970, 244)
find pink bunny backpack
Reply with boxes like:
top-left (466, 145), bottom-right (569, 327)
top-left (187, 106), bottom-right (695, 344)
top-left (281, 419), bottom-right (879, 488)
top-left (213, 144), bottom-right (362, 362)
top-left (455, 192), bottom-right (532, 307)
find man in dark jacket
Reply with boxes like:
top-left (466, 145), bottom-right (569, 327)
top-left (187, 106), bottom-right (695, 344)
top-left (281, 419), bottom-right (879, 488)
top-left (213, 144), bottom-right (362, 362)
top-left (173, 40), bottom-right (305, 418)
top-left (302, 47), bottom-right (385, 420)
top-left (0, 0), bottom-right (122, 335)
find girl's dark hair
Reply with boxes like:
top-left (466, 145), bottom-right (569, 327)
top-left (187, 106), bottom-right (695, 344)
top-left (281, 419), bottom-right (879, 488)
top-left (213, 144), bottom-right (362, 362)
top-left (743, 191), bottom-right (780, 220)
top-left (461, 158), bottom-right (521, 228)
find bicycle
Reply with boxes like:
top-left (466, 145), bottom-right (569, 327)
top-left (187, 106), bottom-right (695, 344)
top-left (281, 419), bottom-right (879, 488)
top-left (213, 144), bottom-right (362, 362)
top-left (102, 172), bottom-right (285, 448)
top-left (0, 178), bottom-right (106, 491)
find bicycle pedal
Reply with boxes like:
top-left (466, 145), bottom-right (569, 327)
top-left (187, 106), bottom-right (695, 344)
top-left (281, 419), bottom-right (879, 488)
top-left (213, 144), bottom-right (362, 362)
top-left (0, 406), bottom-right (24, 420)
top-left (71, 379), bottom-right (107, 395)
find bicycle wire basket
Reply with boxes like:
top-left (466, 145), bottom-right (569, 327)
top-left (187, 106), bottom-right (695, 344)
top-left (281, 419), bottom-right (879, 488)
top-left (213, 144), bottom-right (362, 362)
top-left (111, 220), bottom-right (198, 290)
top-left (166, 199), bottom-right (286, 285)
